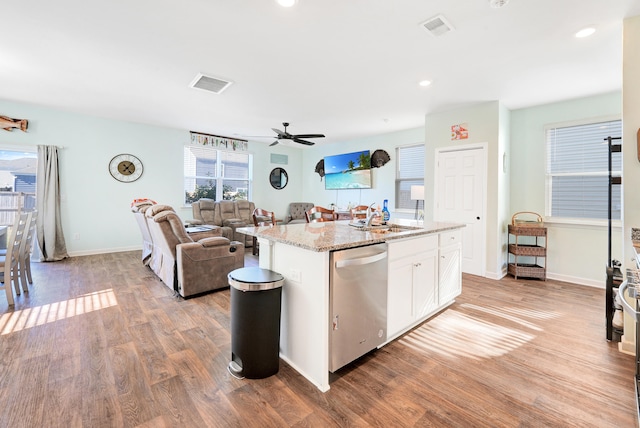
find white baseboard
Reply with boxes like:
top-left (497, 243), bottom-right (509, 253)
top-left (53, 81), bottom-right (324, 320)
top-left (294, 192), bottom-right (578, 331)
top-left (619, 334), bottom-right (636, 355)
top-left (546, 272), bottom-right (603, 288)
top-left (483, 269), bottom-right (506, 280)
top-left (67, 245), bottom-right (140, 258)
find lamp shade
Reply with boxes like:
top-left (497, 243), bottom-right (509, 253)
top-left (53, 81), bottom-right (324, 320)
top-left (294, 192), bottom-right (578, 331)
top-left (410, 185), bottom-right (425, 200)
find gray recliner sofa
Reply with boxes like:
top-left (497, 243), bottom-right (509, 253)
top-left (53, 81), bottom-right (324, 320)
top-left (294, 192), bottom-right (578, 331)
top-left (190, 199), bottom-right (255, 247)
top-left (145, 204), bottom-right (244, 297)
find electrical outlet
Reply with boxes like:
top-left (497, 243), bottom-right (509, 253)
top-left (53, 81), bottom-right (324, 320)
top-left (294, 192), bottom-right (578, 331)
top-left (289, 268), bottom-right (301, 282)
top-left (73, 233), bottom-right (80, 240)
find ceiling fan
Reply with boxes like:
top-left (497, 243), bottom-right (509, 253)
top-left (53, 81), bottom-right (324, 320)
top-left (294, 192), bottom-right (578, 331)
top-left (267, 122), bottom-right (325, 146)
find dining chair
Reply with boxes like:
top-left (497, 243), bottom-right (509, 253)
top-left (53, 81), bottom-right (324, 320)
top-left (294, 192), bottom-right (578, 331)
top-left (18, 210), bottom-right (37, 292)
top-left (0, 212), bottom-right (29, 305)
top-left (252, 208), bottom-right (276, 256)
top-left (305, 206), bottom-right (337, 223)
top-left (349, 205), bottom-right (371, 220)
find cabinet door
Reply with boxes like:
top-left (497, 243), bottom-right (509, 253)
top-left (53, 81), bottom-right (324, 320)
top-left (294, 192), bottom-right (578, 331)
top-left (439, 244), bottom-right (461, 304)
top-left (387, 259), bottom-right (414, 338)
top-left (413, 249), bottom-right (438, 319)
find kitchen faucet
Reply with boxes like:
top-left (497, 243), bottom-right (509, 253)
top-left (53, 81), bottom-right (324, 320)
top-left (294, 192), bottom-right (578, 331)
top-left (365, 209), bottom-right (381, 227)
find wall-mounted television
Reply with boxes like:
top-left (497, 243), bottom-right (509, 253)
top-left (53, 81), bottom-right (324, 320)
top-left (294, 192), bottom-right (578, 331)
top-left (324, 150), bottom-right (372, 190)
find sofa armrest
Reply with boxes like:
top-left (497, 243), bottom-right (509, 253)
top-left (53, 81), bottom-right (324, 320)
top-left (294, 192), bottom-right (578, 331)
top-left (178, 238), bottom-right (243, 261)
top-left (176, 240), bottom-right (245, 297)
top-left (198, 236), bottom-right (230, 247)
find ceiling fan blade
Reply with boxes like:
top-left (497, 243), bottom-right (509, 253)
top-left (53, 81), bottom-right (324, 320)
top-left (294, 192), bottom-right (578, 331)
top-left (271, 128), bottom-right (285, 136)
top-left (293, 137), bottom-right (315, 146)
top-left (293, 134), bottom-right (325, 139)
top-left (269, 140), bottom-right (280, 146)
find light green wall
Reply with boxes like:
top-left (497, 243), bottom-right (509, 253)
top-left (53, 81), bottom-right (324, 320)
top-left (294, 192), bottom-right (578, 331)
top-left (0, 81), bottom-right (631, 287)
top-left (498, 103), bottom-right (511, 277)
top-left (0, 99), bottom-right (303, 256)
top-left (623, 15), bottom-right (640, 271)
top-left (425, 101), bottom-right (508, 278)
top-left (246, 143), bottom-right (304, 221)
top-left (510, 92), bottom-right (622, 286)
top-left (621, 15), bottom-right (640, 352)
top-left (301, 127), bottom-right (424, 219)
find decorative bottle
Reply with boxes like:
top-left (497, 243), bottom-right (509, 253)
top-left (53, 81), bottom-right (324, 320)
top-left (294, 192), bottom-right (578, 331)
top-left (382, 199), bottom-right (390, 222)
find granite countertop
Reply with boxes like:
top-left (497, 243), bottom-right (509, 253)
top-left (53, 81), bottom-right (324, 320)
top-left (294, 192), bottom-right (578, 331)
top-left (235, 220), bottom-right (464, 252)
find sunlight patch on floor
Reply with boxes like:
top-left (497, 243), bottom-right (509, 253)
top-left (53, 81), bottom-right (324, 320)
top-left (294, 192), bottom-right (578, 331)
top-left (0, 289), bottom-right (117, 335)
top-left (458, 303), bottom-right (560, 331)
top-left (398, 310), bottom-right (536, 360)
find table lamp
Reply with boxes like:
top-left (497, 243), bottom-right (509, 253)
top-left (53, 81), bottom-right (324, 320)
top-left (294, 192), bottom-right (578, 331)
top-left (410, 185), bottom-right (425, 220)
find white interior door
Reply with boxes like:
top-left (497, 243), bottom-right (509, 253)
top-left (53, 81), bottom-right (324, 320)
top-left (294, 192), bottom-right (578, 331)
top-left (435, 146), bottom-right (486, 277)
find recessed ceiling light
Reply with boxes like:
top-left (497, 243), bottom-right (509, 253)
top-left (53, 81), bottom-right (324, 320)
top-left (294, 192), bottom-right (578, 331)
top-left (489, 0), bottom-right (510, 8)
top-left (575, 27), bottom-right (596, 38)
top-left (276, 0), bottom-right (297, 7)
top-left (419, 80), bottom-right (432, 87)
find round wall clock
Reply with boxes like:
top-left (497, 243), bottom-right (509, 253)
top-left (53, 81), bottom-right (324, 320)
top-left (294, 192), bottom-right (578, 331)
top-left (109, 153), bottom-right (143, 182)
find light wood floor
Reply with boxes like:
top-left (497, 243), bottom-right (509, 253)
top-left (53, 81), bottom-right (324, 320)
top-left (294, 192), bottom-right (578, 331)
top-left (0, 251), bottom-right (636, 427)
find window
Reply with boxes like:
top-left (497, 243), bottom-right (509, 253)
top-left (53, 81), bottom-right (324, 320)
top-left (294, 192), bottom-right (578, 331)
top-left (545, 119), bottom-right (622, 221)
top-left (0, 148), bottom-right (37, 226)
top-left (184, 145), bottom-right (252, 204)
top-left (395, 144), bottom-right (425, 210)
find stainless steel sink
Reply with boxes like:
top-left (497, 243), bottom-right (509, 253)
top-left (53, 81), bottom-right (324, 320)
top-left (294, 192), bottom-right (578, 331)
top-left (348, 222), bottom-right (389, 232)
top-left (387, 224), bottom-right (422, 233)
top-left (349, 222), bottom-right (422, 233)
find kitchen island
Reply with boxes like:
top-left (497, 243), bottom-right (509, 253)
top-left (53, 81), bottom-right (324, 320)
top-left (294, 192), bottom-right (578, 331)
top-left (236, 219), bottom-right (464, 392)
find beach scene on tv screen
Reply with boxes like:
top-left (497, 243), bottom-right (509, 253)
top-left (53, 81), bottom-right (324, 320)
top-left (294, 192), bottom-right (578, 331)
top-left (324, 150), bottom-right (371, 190)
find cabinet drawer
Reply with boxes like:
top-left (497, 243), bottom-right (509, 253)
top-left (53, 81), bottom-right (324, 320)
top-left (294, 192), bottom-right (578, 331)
top-left (439, 229), bottom-right (461, 247)
top-left (388, 235), bottom-right (437, 261)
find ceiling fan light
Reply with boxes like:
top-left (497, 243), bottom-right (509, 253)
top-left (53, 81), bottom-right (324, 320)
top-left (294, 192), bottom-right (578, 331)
top-left (489, 0), bottom-right (510, 8)
top-left (276, 0), bottom-right (297, 7)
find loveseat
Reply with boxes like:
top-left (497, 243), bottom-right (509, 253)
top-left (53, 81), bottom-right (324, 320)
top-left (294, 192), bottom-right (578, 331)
top-left (189, 199), bottom-right (255, 247)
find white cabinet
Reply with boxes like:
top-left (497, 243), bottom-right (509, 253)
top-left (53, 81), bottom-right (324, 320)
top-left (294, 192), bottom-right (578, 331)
top-left (387, 235), bottom-right (438, 339)
top-left (439, 229), bottom-right (462, 304)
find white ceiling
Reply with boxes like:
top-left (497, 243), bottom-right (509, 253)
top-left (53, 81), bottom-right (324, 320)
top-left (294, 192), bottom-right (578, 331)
top-left (1, 0), bottom-right (639, 145)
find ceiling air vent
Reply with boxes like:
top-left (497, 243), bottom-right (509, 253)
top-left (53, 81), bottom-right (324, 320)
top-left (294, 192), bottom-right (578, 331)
top-left (420, 15), bottom-right (454, 37)
top-left (189, 73), bottom-right (233, 94)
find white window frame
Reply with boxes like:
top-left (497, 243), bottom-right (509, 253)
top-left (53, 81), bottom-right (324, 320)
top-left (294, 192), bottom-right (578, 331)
top-left (395, 143), bottom-right (425, 212)
top-left (184, 145), bottom-right (253, 205)
top-left (544, 116), bottom-right (622, 226)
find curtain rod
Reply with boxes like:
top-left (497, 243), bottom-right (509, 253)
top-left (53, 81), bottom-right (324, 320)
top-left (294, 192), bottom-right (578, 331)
top-left (189, 130), bottom-right (247, 143)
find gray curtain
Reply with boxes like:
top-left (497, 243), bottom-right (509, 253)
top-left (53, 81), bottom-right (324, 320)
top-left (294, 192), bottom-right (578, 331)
top-left (36, 145), bottom-right (68, 261)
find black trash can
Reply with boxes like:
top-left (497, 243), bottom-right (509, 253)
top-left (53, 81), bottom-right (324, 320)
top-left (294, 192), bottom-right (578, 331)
top-left (228, 267), bottom-right (284, 379)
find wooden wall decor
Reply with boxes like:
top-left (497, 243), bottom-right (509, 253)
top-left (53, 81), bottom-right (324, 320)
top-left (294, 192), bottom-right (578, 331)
top-left (0, 115), bottom-right (28, 132)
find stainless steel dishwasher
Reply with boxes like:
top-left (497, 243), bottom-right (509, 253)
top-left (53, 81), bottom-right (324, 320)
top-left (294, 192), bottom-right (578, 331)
top-left (329, 243), bottom-right (388, 372)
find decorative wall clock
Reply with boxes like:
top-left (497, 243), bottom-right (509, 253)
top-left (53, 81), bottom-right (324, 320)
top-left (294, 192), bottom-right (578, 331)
top-left (109, 153), bottom-right (143, 182)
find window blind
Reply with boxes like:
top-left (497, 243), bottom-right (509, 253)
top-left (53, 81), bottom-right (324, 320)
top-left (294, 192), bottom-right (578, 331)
top-left (184, 146), bottom-right (252, 204)
top-left (395, 144), bottom-right (425, 210)
top-left (546, 119), bottom-right (621, 220)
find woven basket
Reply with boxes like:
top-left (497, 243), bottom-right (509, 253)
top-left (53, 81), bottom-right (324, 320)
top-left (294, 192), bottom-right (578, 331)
top-left (508, 244), bottom-right (546, 256)
top-left (512, 211), bottom-right (543, 227)
top-left (508, 263), bottom-right (546, 279)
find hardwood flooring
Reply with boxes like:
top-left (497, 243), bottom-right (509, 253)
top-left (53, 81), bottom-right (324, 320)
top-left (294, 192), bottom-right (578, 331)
top-left (0, 251), bottom-right (636, 427)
